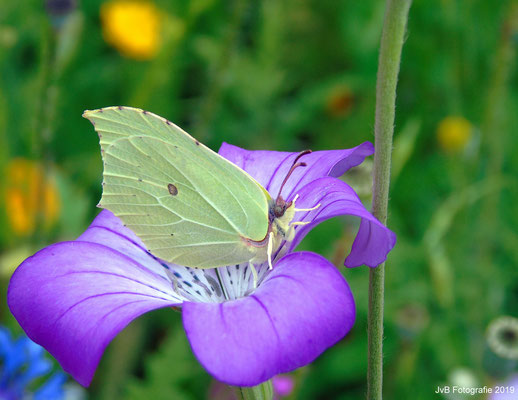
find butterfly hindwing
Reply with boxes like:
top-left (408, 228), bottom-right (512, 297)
top-left (84, 106), bottom-right (270, 268)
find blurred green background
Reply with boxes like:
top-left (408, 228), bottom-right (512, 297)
top-left (1, 0), bottom-right (517, 399)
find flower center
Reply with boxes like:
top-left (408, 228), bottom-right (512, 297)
top-left (160, 260), bottom-right (273, 303)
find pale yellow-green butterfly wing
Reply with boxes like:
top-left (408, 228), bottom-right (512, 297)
top-left (83, 106), bottom-right (271, 268)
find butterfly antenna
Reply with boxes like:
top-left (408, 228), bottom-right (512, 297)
top-left (276, 150), bottom-right (312, 200)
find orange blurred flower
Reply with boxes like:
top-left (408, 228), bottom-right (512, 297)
top-left (436, 116), bottom-right (473, 153)
top-left (326, 85), bottom-right (354, 118)
top-left (4, 159), bottom-right (60, 236)
top-left (101, 0), bottom-right (161, 60)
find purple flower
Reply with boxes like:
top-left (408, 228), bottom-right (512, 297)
top-left (8, 142), bottom-right (395, 387)
top-left (489, 375), bottom-right (518, 400)
top-left (272, 375), bottom-right (294, 398)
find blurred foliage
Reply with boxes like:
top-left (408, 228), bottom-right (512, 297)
top-left (1, 0), bottom-right (517, 398)
top-left (123, 324), bottom-right (208, 400)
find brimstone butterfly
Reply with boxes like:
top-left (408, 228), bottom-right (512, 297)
top-left (83, 106), bottom-right (317, 271)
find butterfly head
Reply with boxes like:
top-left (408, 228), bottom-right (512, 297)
top-left (270, 149), bottom-right (311, 220)
top-left (249, 150), bottom-right (317, 273)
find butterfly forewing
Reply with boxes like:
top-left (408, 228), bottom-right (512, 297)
top-left (84, 106), bottom-right (270, 268)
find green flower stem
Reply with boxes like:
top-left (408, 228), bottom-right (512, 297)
top-left (369, 1), bottom-right (411, 399)
top-left (234, 381), bottom-right (274, 400)
top-left (478, 4), bottom-right (517, 278)
top-left (32, 12), bottom-right (82, 240)
top-left (36, 12), bottom-right (83, 163)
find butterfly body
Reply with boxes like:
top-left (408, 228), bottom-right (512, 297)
top-left (84, 106), bottom-right (299, 269)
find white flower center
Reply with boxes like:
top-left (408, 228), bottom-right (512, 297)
top-left (160, 260), bottom-right (273, 303)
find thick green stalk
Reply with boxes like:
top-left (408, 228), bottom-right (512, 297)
top-left (234, 381), bottom-right (274, 400)
top-left (369, 1), bottom-right (411, 399)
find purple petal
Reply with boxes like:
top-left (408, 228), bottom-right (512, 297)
top-left (7, 241), bottom-right (180, 387)
top-left (182, 251), bottom-right (355, 386)
top-left (79, 209), bottom-right (145, 247)
top-left (489, 375), bottom-right (518, 400)
top-left (218, 142), bottom-right (374, 200)
top-left (288, 177), bottom-right (396, 267)
top-left (78, 210), bottom-right (172, 280)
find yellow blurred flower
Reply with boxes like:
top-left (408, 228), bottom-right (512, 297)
top-left (4, 159), bottom-right (60, 236)
top-left (436, 116), bottom-right (473, 153)
top-left (326, 85), bottom-right (354, 118)
top-left (101, 0), bottom-right (161, 60)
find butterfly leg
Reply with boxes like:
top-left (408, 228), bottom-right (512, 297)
top-left (283, 220), bottom-right (311, 243)
top-left (291, 193), bottom-right (321, 213)
top-left (294, 204), bottom-right (321, 212)
top-left (249, 262), bottom-right (259, 289)
top-left (267, 232), bottom-right (275, 270)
